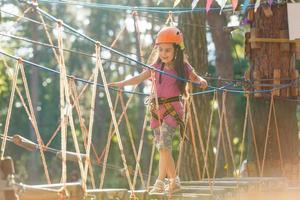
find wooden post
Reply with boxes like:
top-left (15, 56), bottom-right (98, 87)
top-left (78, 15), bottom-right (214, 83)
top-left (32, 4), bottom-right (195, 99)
top-left (273, 69), bottom-right (281, 96)
top-left (12, 135), bottom-right (37, 152)
top-left (253, 70), bottom-right (262, 97)
top-left (279, 30), bottom-right (290, 52)
top-left (245, 32), bottom-right (251, 59)
top-left (296, 41), bottom-right (300, 60)
top-left (290, 70), bottom-right (299, 97)
top-left (250, 28), bottom-right (261, 49)
top-left (281, 70), bottom-right (290, 97)
top-left (262, 4), bottom-right (273, 18)
top-left (247, 8), bottom-right (254, 22)
top-left (0, 157), bottom-right (18, 200)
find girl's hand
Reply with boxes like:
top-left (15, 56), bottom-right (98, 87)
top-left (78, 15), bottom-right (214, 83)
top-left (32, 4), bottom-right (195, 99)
top-left (107, 81), bottom-right (124, 88)
top-left (199, 78), bottom-right (208, 90)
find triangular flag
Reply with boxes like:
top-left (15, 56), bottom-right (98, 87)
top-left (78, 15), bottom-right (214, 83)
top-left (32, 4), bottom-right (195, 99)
top-left (206, 0), bottom-right (214, 12)
top-left (216, 0), bottom-right (223, 7)
top-left (254, 0), bottom-right (261, 12)
top-left (215, 0), bottom-right (227, 14)
top-left (192, 0), bottom-right (199, 10)
top-left (174, 0), bottom-right (181, 7)
top-left (268, 0), bottom-right (273, 6)
top-left (242, 0), bottom-right (250, 14)
top-left (232, 0), bottom-right (238, 11)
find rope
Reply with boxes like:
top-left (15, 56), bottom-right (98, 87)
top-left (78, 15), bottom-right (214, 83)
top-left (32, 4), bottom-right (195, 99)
top-left (0, 32), bottom-right (137, 66)
top-left (222, 92), bottom-right (237, 175)
top-left (98, 25), bottom-right (141, 189)
top-left (271, 96), bottom-right (284, 176)
top-left (69, 78), bottom-right (96, 189)
top-left (146, 142), bottom-right (156, 189)
top-left (57, 20), bottom-right (68, 186)
top-left (99, 92), bottom-right (121, 189)
top-left (1, 60), bottom-right (21, 159)
top-left (175, 94), bottom-right (190, 176)
top-left (2, 59), bottom-right (51, 184)
top-left (83, 43), bottom-right (100, 188)
top-left (119, 93), bottom-right (145, 188)
top-left (30, 4), bottom-right (203, 86)
top-left (186, 97), bottom-right (202, 179)
top-left (95, 42), bottom-right (135, 192)
top-left (261, 94), bottom-right (275, 177)
top-left (1, 49), bottom-right (298, 97)
top-left (0, 50), bottom-right (147, 96)
top-left (19, 63), bottom-right (52, 184)
top-left (0, 134), bottom-right (156, 180)
top-left (202, 91), bottom-right (217, 179)
top-left (36, 0), bottom-right (268, 14)
top-left (248, 97), bottom-right (262, 175)
top-left (212, 91), bottom-right (226, 180)
top-left (38, 12), bottom-right (60, 62)
top-left (218, 92), bottom-right (230, 177)
top-left (132, 112), bottom-right (147, 189)
top-left (0, 9), bottom-right (82, 37)
top-left (6, 2), bottom-right (299, 95)
top-left (191, 94), bottom-right (211, 181)
top-left (239, 94), bottom-right (250, 172)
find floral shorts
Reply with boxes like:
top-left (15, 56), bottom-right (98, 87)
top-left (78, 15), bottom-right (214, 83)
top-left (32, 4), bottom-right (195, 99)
top-left (153, 122), bottom-right (176, 152)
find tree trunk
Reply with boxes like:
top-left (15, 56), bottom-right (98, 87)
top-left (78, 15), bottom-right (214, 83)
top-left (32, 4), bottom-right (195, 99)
top-left (178, 0), bottom-right (210, 180)
top-left (207, 11), bottom-right (236, 177)
top-left (246, 4), bottom-right (299, 179)
top-left (28, 11), bottom-right (39, 184)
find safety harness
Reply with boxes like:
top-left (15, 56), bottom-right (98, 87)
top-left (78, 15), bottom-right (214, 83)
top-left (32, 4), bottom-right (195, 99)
top-left (146, 96), bottom-right (188, 141)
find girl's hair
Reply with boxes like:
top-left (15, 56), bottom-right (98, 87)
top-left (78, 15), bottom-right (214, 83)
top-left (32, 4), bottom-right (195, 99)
top-left (155, 44), bottom-right (187, 94)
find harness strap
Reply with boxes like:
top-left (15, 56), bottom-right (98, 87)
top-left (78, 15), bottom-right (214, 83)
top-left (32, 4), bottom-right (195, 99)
top-left (148, 96), bottom-right (188, 141)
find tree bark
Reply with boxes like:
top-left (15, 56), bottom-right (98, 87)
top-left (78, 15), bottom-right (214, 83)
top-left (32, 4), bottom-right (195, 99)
top-left (207, 11), bottom-right (236, 177)
top-left (28, 11), bottom-right (40, 184)
top-left (246, 4), bottom-right (299, 179)
top-left (178, 0), bottom-right (210, 180)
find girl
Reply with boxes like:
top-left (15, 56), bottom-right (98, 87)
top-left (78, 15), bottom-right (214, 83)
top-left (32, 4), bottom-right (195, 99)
top-left (108, 26), bottom-right (207, 193)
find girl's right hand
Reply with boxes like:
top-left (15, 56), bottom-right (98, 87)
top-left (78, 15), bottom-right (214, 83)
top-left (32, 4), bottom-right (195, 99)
top-left (107, 81), bottom-right (124, 88)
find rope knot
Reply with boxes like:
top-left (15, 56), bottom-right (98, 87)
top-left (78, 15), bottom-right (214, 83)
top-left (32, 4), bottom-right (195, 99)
top-left (57, 187), bottom-right (70, 200)
top-left (57, 19), bottom-right (63, 27)
top-left (131, 9), bottom-right (138, 16)
top-left (17, 57), bottom-right (23, 64)
top-left (95, 41), bottom-right (101, 48)
top-left (69, 75), bottom-right (76, 81)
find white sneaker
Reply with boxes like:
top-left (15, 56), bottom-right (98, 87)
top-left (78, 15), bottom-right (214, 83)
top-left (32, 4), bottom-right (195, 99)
top-left (165, 176), bottom-right (181, 193)
top-left (149, 179), bottom-right (165, 194)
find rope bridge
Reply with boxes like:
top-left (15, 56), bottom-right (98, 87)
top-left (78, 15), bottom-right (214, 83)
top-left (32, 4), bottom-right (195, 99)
top-left (0, 1), bottom-right (300, 199)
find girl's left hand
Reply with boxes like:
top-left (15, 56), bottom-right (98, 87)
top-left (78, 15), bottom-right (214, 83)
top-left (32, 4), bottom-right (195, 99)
top-left (199, 78), bottom-right (208, 90)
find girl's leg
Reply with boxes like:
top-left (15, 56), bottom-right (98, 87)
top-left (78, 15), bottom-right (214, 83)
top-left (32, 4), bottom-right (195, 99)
top-left (149, 148), bottom-right (167, 193)
top-left (163, 149), bottom-right (176, 179)
top-left (164, 148), bottom-right (181, 192)
top-left (158, 149), bottom-right (167, 180)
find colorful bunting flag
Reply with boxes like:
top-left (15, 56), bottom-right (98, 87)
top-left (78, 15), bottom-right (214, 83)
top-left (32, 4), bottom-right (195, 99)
top-left (173, 0), bottom-right (181, 7)
top-left (268, 0), bottom-right (273, 6)
top-left (254, 0), bottom-right (261, 12)
top-left (232, 0), bottom-right (238, 11)
top-left (216, 0), bottom-right (223, 7)
top-left (192, 0), bottom-right (199, 10)
top-left (206, 0), bottom-right (214, 12)
top-left (242, 0), bottom-right (250, 14)
top-left (217, 0), bottom-right (227, 14)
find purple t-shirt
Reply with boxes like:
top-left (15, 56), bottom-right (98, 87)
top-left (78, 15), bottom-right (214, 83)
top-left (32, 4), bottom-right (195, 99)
top-left (149, 62), bottom-right (193, 129)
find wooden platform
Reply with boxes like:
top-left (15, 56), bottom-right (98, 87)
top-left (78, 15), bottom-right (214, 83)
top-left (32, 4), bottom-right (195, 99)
top-left (2, 177), bottom-right (299, 200)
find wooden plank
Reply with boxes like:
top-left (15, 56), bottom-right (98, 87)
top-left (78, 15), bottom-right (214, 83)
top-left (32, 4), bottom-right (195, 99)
top-left (87, 189), bottom-right (128, 200)
top-left (273, 69), bottom-right (281, 96)
top-left (18, 183), bottom-right (84, 200)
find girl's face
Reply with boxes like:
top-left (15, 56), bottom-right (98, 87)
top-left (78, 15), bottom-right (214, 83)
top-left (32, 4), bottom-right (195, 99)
top-left (158, 43), bottom-right (175, 65)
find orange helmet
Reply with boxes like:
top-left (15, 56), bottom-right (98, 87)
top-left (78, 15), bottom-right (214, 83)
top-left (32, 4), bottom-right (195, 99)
top-left (155, 27), bottom-right (185, 49)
